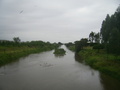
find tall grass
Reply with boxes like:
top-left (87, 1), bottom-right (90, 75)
top-left (66, 45), bottom-right (75, 51)
top-left (79, 47), bottom-right (120, 80)
top-left (0, 46), bottom-right (54, 66)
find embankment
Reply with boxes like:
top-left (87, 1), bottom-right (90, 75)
top-left (0, 46), bottom-right (55, 66)
top-left (78, 48), bottom-right (120, 80)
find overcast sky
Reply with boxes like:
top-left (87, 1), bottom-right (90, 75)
top-left (0, 0), bottom-right (119, 43)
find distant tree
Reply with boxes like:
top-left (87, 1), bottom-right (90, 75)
top-left (100, 14), bottom-right (111, 43)
top-left (116, 5), bottom-right (120, 12)
top-left (58, 42), bottom-right (63, 45)
top-left (65, 42), bottom-right (74, 47)
top-left (100, 5), bottom-right (120, 56)
top-left (13, 37), bottom-right (21, 43)
top-left (89, 31), bottom-right (95, 43)
top-left (80, 38), bottom-right (88, 48)
top-left (75, 38), bottom-right (88, 53)
top-left (94, 32), bottom-right (100, 43)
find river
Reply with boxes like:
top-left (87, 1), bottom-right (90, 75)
top-left (0, 45), bottom-right (120, 90)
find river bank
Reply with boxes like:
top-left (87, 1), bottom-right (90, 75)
top-left (0, 40), bottom-right (60, 67)
top-left (0, 46), bottom-right (55, 66)
top-left (78, 47), bottom-right (120, 80)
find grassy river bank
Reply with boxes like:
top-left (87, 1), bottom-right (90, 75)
top-left (78, 47), bottom-right (120, 80)
top-left (65, 44), bottom-right (120, 80)
top-left (0, 40), bottom-right (59, 66)
top-left (0, 46), bottom-right (50, 66)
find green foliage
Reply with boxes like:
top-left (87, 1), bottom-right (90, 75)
top-left (89, 31), bottom-right (95, 43)
top-left (0, 39), bottom-right (59, 66)
top-left (74, 5), bottom-right (120, 81)
top-left (94, 32), bottom-right (100, 43)
top-left (68, 45), bottom-right (75, 51)
top-left (100, 5), bottom-right (120, 55)
top-left (54, 48), bottom-right (66, 55)
top-left (116, 5), bottom-right (120, 12)
top-left (58, 42), bottom-right (63, 45)
top-left (75, 38), bottom-right (88, 53)
top-left (79, 47), bottom-right (120, 80)
top-left (65, 42), bottom-right (75, 51)
top-left (108, 28), bottom-right (120, 55)
top-left (89, 31), bottom-right (101, 44)
top-left (93, 44), bottom-right (104, 50)
top-left (13, 37), bottom-right (21, 43)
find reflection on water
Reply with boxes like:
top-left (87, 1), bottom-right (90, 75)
top-left (0, 45), bottom-right (120, 90)
top-left (74, 53), bottom-right (84, 63)
top-left (100, 73), bottom-right (120, 90)
top-left (54, 54), bottom-right (65, 58)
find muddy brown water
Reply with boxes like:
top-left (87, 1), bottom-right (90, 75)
top-left (0, 45), bottom-right (120, 90)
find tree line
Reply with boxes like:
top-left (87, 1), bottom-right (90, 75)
top-left (100, 5), bottom-right (120, 55)
top-left (0, 37), bottom-right (61, 51)
top-left (66, 5), bottom-right (120, 56)
top-left (0, 37), bottom-right (60, 48)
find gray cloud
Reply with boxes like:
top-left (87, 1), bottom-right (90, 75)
top-left (0, 0), bottom-right (119, 42)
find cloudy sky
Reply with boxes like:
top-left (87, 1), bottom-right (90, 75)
top-left (0, 0), bottom-right (119, 43)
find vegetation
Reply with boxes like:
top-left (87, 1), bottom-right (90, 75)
top-left (74, 38), bottom-right (88, 53)
top-left (100, 5), bottom-right (120, 56)
top-left (54, 48), bottom-right (66, 55)
top-left (0, 37), bottom-right (60, 66)
top-left (89, 32), bottom-right (100, 44)
top-left (75, 5), bottom-right (120, 57)
top-left (1, 5), bottom-right (120, 81)
top-left (74, 5), bottom-right (120, 80)
top-left (65, 42), bottom-right (75, 51)
top-left (79, 47), bottom-right (120, 80)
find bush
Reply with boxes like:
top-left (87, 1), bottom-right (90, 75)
top-left (54, 48), bottom-right (66, 55)
top-left (93, 44), bottom-right (104, 49)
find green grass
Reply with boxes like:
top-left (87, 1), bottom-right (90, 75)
top-left (0, 46), bottom-right (54, 66)
top-left (79, 47), bottom-right (120, 80)
top-left (68, 45), bottom-right (75, 51)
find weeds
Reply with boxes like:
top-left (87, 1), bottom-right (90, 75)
top-left (0, 46), bottom-right (54, 66)
top-left (79, 47), bottom-right (120, 80)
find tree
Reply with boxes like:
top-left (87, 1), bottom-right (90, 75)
top-left (75, 41), bottom-right (81, 53)
top-left (13, 37), bottom-right (21, 43)
top-left (80, 38), bottom-right (88, 48)
top-left (89, 31), bottom-right (95, 43)
top-left (94, 32), bottom-right (100, 43)
top-left (58, 42), bottom-right (63, 45)
top-left (115, 5), bottom-right (120, 30)
top-left (108, 28), bottom-right (120, 55)
top-left (100, 14), bottom-right (111, 44)
top-left (100, 5), bottom-right (120, 56)
top-left (75, 38), bottom-right (88, 53)
top-left (116, 5), bottom-right (120, 12)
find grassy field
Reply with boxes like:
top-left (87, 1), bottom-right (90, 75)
top-left (79, 47), bottom-right (120, 80)
top-left (0, 46), bottom-right (54, 66)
